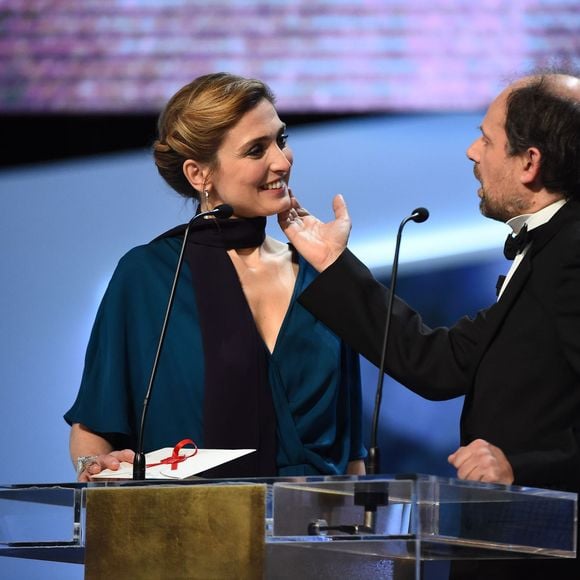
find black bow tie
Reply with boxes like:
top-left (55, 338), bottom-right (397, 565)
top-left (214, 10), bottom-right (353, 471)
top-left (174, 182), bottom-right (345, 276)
top-left (503, 224), bottom-right (530, 260)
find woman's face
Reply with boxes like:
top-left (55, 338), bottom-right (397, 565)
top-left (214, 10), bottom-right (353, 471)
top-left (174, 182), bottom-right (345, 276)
top-left (208, 99), bottom-right (293, 218)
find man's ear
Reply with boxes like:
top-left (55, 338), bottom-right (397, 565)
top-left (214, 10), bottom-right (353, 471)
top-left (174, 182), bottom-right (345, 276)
top-left (183, 159), bottom-right (210, 191)
top-left (520, 147), bottom-right (542, 186)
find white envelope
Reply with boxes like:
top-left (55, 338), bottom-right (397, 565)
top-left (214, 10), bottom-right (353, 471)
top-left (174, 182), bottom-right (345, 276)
top-left (92, 448), bottom-right (256, 480)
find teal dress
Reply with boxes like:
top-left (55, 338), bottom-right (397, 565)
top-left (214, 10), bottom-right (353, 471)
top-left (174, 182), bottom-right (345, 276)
top-left (64, 235), bottom-right (366, 476)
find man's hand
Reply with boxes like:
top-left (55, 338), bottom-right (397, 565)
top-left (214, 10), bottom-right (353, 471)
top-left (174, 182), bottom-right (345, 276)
top-left (448, 438), bottom-right (514, 484)
top-left (278, 193), bottom-right (351, 272)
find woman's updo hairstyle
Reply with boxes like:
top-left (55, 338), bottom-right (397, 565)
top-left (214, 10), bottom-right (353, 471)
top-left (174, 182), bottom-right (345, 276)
top-left (153, 72), bottom-right (276, 199)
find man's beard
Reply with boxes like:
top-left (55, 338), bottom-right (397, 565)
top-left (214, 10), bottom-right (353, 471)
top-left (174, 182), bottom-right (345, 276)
top-left (479, 182), bottom-right (526, 223)
top-left (478, 188), bottom-right (511, 223)
top-left (473, 165), bottom-right (524, 223)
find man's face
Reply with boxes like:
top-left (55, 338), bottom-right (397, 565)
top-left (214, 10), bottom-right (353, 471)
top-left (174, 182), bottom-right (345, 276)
top-left (466, 89), bottom-right (529, 223)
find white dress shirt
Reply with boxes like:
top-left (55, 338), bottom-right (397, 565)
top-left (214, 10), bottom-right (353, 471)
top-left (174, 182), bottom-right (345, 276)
top-left (497, 199), bottom-right (567, 300)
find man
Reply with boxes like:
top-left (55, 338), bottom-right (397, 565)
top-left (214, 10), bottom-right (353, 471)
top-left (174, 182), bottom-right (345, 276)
top-left (279, 72), bottom-right (580, 579)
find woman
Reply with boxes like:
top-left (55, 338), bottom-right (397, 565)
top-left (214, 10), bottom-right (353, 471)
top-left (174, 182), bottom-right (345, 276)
top-left (65, 73), bottom-right (366, 481)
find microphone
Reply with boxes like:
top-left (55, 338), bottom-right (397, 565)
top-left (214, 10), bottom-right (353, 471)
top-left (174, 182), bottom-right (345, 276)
top-left (366, 207), bottom-right (429, 476)
top-left (410, 207), bottom-right (429, 224)
top-left (133, 203), bottom-right (233, 480)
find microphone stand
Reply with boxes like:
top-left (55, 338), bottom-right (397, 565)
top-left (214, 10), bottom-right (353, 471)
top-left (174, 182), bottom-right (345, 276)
top-left (132, 204), bottom-right (233, 480)
top-left (367, 207), bottom-right (429, 476)
top-left (309, 208), bottom-right (428, 538)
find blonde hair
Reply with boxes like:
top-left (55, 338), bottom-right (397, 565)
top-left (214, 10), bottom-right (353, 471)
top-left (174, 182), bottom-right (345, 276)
top-left (153, 73), bottom-right (276, 199)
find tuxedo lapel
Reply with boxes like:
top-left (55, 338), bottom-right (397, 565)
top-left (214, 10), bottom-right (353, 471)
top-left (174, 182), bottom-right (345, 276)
top-left (460, 256), bottom-right (532, 440)
top-left (470, 253), bottom-right (532, 372)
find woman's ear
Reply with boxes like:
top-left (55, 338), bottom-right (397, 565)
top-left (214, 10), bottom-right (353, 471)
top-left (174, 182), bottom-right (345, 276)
top-left (183, 159), bottom-right (210, 192)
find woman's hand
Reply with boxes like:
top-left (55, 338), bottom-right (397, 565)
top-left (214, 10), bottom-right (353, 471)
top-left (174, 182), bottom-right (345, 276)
top-left (278, 193), bottom-right (351, 272)
top-left (70, 422), bottom-right (135, 481)
top-left (76, 449), bottom-right (136, 482)
top-left (346, 459), bottom-right (366, 475)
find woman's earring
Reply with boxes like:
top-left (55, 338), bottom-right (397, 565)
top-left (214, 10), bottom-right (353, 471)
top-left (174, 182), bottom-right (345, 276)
top-left (203, 189), bottom-right (210, 206)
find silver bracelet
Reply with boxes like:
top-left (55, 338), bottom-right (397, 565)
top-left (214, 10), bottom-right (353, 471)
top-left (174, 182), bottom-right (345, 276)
top-left (76, 455), bottom-right (99, 476)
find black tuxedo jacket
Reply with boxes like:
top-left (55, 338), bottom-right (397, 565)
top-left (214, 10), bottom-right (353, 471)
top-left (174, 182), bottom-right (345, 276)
top-left (299, 200), bottom-right (580, 579)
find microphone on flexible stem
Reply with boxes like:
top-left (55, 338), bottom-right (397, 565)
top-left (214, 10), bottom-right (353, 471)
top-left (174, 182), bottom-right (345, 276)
top-left (310, 205), bottom-right (428, 538)
top-left (366, 207), bottom-right (429, 476)
top-left (132, 203), bottom-right (234, 480)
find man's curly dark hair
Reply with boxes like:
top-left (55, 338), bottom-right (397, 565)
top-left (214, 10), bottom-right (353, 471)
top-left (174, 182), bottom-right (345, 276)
top-left (505, 72), bottom-right (580, 200)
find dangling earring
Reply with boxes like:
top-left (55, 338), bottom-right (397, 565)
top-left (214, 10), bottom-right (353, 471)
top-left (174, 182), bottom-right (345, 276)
top-left (203, 189), bottom-right (210, 209)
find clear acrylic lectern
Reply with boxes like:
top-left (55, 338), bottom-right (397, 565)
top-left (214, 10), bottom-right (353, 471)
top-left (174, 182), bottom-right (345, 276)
top-left (0, 474), bottom-right (576, 579)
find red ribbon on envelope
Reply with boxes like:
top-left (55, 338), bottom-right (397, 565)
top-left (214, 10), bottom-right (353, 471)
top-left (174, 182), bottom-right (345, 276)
top-left (146, 438), bottom-right (198, 471)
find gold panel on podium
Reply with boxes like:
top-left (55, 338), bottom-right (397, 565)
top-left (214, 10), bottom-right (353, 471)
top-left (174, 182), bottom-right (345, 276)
top-left (84, 484), bottom-right (266, 580)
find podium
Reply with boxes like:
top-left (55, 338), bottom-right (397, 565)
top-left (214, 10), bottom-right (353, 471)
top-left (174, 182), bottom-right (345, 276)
top-left (0, 474), bottom-right (576, 579)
